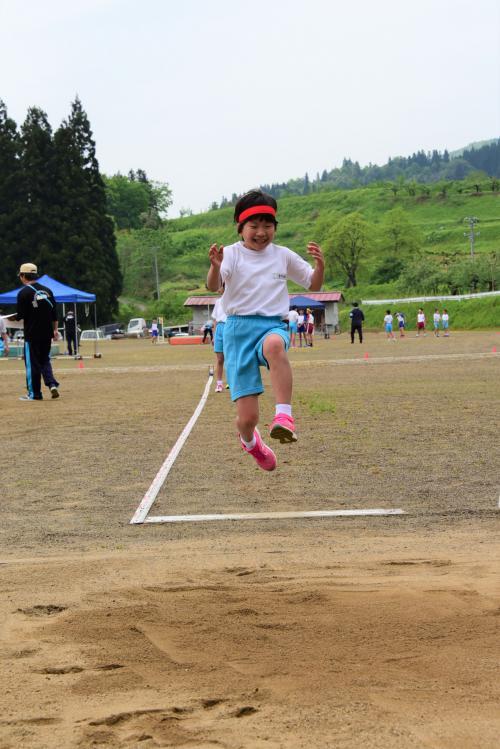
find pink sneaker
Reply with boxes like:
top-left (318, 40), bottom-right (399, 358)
top-left (214, 383), bottom-right (223, 393)
top-left (270, 413), bottom-right (298, 443)
top-left (240, 428), bottom-right (277, 471)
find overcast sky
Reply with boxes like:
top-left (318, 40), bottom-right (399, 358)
top-left (1, 0), bottom-right (499, 216)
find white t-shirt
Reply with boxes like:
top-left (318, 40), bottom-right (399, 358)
top-left (150, 322), bottom-right (158, 332)
top-left (297, 314), bottom-right (305, 326)
top-left (288, 309), bottom-right (299, 324)
top-left (417, 312), bottom-right (425, 323)
top-left (219, 241), bottom-right (314, 318)
top-left (384, 314), bottom-right (393, 324)
top-left (211, 297), bottom-right (227, 323)
top-left (433, 312), bottom-right (441, 323)
top-left (442, 313), bottom-right (449, 323)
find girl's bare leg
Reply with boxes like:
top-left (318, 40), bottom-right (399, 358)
top-left (263, 334), bottom-right (292, 404)
top-left (215, 352), bottom-right (224, 382)
top-left (236, 395), bottom-right (259, 442)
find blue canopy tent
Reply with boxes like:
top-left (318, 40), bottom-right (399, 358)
top-left (0, 275), bottom-right (98, 357)
top-left (288, 295), bottom-right (325, 309)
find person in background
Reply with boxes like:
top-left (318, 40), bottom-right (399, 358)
top-left (150, 318), bottom-right (159, 344)
top-left (384, 309), bottom-right (396, 341)
top-left (0, 314), bottom-right (10, 357)
top-left (349, 301), bottom-right (364, 343)
top-left (288, 306), bottom-right (299, 348)
top-left (442, 308), bottom-right (450, 336)
top-left (202, 318), bottom-right (213, 343)
top-left (305, 308), bottom-right (315, 346)
top-left (433, 308), bottom-right (441, 337)
top-left (395, 311), bottom-right (406, 337)
top-left (416, 308), bottom-right (426, 337)
top-left (212, 293), bottom-right (227, 392)
top-left (297, 309), bottom-right (307, 348)
top-left (16, 262), bottom-right (60, 400)
top-left (64, 310), bottom-right (78, 355)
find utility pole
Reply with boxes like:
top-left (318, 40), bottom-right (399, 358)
top-left (464, 217), bottom-right (479, 259)
top-left (152, 247), bottom-right (160, 301)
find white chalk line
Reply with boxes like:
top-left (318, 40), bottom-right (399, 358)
top-left (1, 351), bottom-right (497, 378)
top-left (130, 373), bottom-right (213, 524)
top-left (144, 509), bottom-right (405, 524)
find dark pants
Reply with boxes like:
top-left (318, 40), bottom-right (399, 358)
top-left (67, 333), bottom-right (77, 355)
top-left (24, 339), bottom-right (58, 399)
top-left (351, 324), bottom-right (363, 343)
top-left (202, 328), bottom-right (213, 343)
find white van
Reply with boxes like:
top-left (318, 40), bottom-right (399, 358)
top-left (126, 318), bottom-right (148, 338)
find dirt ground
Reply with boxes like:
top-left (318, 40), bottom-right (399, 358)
top-left (1, 331), bottom-right (499, 748)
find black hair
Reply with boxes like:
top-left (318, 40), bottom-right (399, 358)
top-left (234, 189), bottom-right (278, 233)
top-left (352, 302), bottom-right (358, 307)
top-left (20, 272), bottom-right (38, 281)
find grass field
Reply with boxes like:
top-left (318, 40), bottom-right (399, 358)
top-left (1, 332), bottom-right (499, 748)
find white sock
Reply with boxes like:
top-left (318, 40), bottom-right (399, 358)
top-left (275, 404), bottom-right (292, 417)
top-left (217, 380), bottom-right (223, 386)
top-left (241, 435), bottom-right (256, 450)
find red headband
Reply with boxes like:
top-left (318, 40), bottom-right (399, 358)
top-left (238, 205), bottom-right (276, 223)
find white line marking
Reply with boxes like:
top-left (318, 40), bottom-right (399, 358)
top-left (1, 351), bottom-right (498, 377)
top-left (130, 374), bottom-right (213, 524)
top-left (144, 509), bottom-right (405, 524)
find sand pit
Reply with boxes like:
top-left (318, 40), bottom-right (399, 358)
top-left (1, 331), bottom-right (499, 748)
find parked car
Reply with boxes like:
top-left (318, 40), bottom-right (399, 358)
top-left (80, 330), bottom-right (105, 341)
top-left (165, 324), bottom-right (190, 338)
top-left (126, 318), bottom-right (148, 338)
top-left (98, 322), bottom-right (125, 339)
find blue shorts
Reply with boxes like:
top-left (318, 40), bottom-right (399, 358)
top-left (442, 321), bottom-right (448, 329)
top-left (434, 322), bottom-right (440, 329)
top-left (385, 323), bottom-right (393, 333)
top-left (151, 330), bottom-right (158, 337)
top-left (289, 322), bottom-right (298, 333)
top-left (224, 315), bottom-right (290, 401)
top-left (214, 321), bottom-right (225, 353)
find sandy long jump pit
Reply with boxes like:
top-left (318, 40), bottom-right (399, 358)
top-left (0, 332), bottom-right (499, 748)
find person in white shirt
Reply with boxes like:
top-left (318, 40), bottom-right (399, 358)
top-left (416, 308), bottom-right (426, 337)
top-left (0, 316), bottom-right (10, 357)
top-left (211, 293), bottom-right (227, 392)
top-left (297, 310), bottom-right (307, 347)
top-left (442, 309), bottom-right (450, 336)
top-left (433, 308), bottom-right (441, 337)
top-left (287, 307), bottom-right (299, 348)
top-left (383, 310), bottom-right (396, 341)
top-left (150, 318), bottom-right (159, 344)
top-left (207, 189), bottom-right (324, 471)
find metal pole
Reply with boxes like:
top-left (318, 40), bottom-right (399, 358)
top-left (74, 302), bottom-right (79, 358)
top-left (93, 302), bottom-right (99, 358)
top-left (464, 217), bottom-right (479, 259)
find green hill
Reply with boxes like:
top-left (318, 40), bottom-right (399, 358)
top-left (116, 178), bottom-right (500, 329)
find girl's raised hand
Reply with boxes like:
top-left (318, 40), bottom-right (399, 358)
top-left (306, 242), bottom-right (324, 264)
top-left (209, 244), bottom-right (224, 267)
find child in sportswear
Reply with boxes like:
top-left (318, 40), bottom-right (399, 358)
top-left (206, 189), bottom-right (324, 471)
top-left (442, 309), bottom-right (450, 336)
top-left (384, 310), bottom-right (395, 341)
top-left (416, 308), bottom-right (426, 336)
top-left (212, 294), bottom-right (227, 392)
top-left (433, 308), bottom-right (441, 337)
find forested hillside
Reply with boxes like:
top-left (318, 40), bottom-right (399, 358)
top-left (116, 177), bottom-right (500, 326)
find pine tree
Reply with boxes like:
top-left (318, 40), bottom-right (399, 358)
top-left (18, 107), bottom-right (60, 274)
top-left (0, 100), bottom-right (23, 290)
top-left (53, 97), bottom-right (122, 321)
